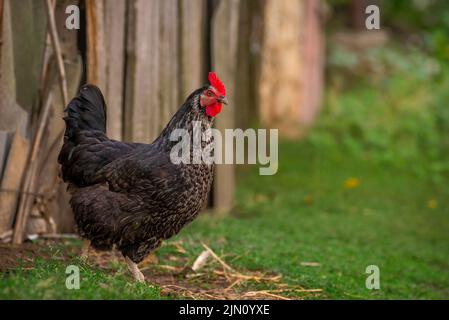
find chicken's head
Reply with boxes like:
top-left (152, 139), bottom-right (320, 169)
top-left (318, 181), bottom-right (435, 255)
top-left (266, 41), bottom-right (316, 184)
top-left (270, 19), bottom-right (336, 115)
top-left (200, 72), bottom-right (228, 117)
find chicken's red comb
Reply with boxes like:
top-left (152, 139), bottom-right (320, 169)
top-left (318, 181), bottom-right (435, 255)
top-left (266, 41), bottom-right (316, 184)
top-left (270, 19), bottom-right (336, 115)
top-left (208, 72), bottom-right (226, 96)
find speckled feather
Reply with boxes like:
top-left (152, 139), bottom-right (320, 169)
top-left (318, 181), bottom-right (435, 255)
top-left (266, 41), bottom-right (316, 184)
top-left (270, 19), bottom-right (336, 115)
top-left (59, 84), bottom-right (215, 263)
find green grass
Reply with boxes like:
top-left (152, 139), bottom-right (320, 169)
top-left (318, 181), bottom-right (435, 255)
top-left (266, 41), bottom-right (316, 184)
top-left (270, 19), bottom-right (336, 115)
top-left (0, 254), bottom-right (164, 299)
top-left (1, 141), bottom-right (448, 299)
top-left (186, 141), bottom-right (449, 299)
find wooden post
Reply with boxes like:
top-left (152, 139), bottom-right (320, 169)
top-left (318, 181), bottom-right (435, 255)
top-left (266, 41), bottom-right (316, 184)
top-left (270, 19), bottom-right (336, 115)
top-left (124, 0), bottom-right (161, 143)
top-left (0, 131), bottom-right (29, 235)
top-left (159, 0), bottom-right (180, 129)
top-left (258, 0), bottom-right (303, 138)
top-left (7, 0), bottom-right (47, 111)
top-left (212, 0), bottom-right (239, 214)
top-left (86, 0), bottom-right (106, 88)
top-left (85, 0), bottom-right (126, 141)
top-left (0, 0), bottom-right (4, 71)
top-left (233, 0), bottom-right (264, 130)
top-left (0, 131), bottom-right (11, 179)
top-left (179, 0), bottom-right (206, 98)
top-left (300, 0), bottom-right (325, 126)
top-left (104, 0), bottom-right (126, 140)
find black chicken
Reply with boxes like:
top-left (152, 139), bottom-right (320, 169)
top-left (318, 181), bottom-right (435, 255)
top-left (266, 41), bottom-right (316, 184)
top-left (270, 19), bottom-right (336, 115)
top-left (58, 72), bottom-right (227, 282)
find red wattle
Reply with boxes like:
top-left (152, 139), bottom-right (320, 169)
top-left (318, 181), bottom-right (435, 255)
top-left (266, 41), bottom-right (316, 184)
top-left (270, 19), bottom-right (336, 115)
top-left (206, 103), bottom-right (222, 117)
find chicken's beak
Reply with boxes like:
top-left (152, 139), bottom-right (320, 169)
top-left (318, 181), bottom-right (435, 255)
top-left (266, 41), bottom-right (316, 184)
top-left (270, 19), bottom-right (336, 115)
top-left (218, 96), bottom-right (229, 105)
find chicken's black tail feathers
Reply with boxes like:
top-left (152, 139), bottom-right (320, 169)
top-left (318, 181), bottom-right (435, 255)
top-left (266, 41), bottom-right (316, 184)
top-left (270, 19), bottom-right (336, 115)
top-left (58, 84), bottom-right (107, 167)
top-left (64, 84), bottom-right (107, 135)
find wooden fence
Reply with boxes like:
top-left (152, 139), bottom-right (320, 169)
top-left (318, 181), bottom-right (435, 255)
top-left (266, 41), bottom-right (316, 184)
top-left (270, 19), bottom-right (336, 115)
top-left (0, 0), bottom-right (324, 242)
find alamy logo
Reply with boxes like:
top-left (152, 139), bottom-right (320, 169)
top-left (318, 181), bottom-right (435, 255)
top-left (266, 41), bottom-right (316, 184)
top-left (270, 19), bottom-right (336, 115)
top-left (65, 265), bottom-right (80, 290)
top-left (169, 121), bottom-right (278, 175)
top-left (365, 5), bottom-right (380, 30)
top-left (65, 5), bottom-right (80, 30)
top-left (365, 265), bottom-right (380, 290)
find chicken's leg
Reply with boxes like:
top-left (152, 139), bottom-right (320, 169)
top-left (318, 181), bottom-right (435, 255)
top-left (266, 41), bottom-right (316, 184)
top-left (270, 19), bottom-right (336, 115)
top-left (80, 239), bottom-right (90, 261)
top-left (125, 256), bottom-right (145, 282)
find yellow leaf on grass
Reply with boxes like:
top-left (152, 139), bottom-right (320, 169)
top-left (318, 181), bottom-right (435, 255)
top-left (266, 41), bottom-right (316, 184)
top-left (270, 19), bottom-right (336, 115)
top-left (427, 199), bottom-right (438, 209)
top-left (344, 177), bottom-right (360, 189)
top-left (303, 195), bottom-right (314, 205)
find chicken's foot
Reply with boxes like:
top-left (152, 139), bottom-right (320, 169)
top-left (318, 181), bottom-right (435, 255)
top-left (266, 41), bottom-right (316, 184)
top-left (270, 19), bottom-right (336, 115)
top-left (125, 256), bottom-right (145, 282)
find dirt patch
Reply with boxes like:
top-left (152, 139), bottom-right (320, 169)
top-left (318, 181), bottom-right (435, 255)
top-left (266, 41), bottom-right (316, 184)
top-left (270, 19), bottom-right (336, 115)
top-left (0, 240), bottom-right (80, 271)
top-left (0, 243), bottom-right (48, 271)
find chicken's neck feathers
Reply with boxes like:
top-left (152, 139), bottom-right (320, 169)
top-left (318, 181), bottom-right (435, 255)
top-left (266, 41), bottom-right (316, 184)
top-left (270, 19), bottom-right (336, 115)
top-left (153, 93), bottom-right (214, 152)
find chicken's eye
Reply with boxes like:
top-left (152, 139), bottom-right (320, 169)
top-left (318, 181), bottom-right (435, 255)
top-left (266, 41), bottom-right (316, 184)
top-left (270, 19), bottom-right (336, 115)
top-left (207, 91), bottom-right (213, 97)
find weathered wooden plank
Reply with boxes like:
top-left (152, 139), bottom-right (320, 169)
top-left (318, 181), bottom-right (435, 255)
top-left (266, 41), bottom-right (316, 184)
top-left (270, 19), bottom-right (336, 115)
top-left (258, 0), bottom-right (303, 137)
top-left (8, 0), bottom-right (47, 111)
top-left (0, 0), bottom-right (15, 96)
top-left (179, 0), bottom-right (205, 101)
top-left (0, 0), bottom-right (4, 70)
top-left (85, 0), bottom-right (125, 141)
top-left (234, 0), bottom-right (264, 130)
top-left (125, 0), bottom-right (161, 143)
top-left (123, 0), bottom-right (137, 141)
top-left (212, 0), bottom-right (239, 214)
top-left (0, 131), bottom-right (11, 180)
top-left (104, 0), bottom-right (126, 140)
top-left (0, 131), bottom-right (29, 235)
top-left (300, 0), bottom-right (324, 126)
top-left (159, 0), bottom-right (180, 129)
top-left (0, 0), bottom-right (29, 137)
top-left (86, 0), bottom-right (106, 88)
top-left (147, 0), bottom-right (161, 141)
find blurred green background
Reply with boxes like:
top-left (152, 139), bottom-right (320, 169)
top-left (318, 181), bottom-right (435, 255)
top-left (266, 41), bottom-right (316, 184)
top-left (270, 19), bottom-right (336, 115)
top-left (317, 0), bottom-right (449, 184)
